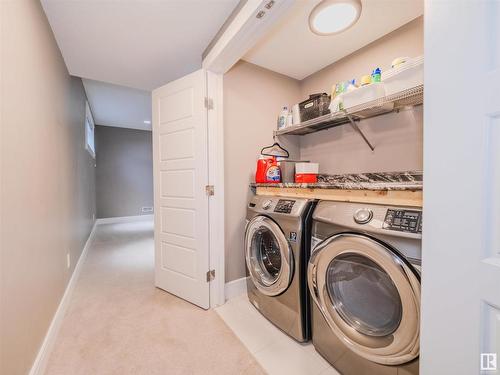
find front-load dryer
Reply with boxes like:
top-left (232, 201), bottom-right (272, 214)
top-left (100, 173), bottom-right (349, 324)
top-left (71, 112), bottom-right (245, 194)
top-left (245, 195), bottom-right (317, 342)
top-left (308, 201), bottom-right (421, 375)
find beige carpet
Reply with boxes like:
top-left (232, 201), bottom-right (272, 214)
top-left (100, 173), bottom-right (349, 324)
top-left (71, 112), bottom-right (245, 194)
top-left (45, 220), bottom-right (266, 375)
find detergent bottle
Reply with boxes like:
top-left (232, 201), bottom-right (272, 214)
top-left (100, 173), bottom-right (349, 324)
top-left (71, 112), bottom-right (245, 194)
top-left (256, 142), bottom-right (288, 183)
top-left (255, 156), bottom-right (281, 183)
top-left (255, 155), bottom-right (271, 183)
top-left (265, 157), bottom-right (281, 183)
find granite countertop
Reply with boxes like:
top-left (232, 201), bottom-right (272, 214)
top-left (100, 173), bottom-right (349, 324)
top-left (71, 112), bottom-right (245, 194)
top-left (251, 171), bottom-right (422, 191)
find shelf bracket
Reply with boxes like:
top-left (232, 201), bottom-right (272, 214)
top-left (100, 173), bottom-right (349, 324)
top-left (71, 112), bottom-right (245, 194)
top-left (345, 112), bottom-right (375, 152)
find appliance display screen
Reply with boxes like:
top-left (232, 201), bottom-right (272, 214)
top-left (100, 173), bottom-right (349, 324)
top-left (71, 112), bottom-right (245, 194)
top-left (383, 209), bottom-right (422, 233)
top-left (274, 199), bottom-right (295, 214)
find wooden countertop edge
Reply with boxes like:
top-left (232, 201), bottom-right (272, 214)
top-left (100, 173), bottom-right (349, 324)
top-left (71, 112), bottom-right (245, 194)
top-left (254, 186), bottom-right (423, 208)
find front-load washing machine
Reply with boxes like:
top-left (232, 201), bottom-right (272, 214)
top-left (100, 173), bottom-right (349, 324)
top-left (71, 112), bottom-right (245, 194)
top-left (308, 201), bottom-right (422, 375)
top-left (245, 195), bottom-right (317, 342)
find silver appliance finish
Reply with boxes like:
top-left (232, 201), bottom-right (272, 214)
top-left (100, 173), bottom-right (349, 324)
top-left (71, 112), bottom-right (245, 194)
top-left (245, 195), bottom-right (315, 342)
top-left (309, 201), bottom-right (421, 375)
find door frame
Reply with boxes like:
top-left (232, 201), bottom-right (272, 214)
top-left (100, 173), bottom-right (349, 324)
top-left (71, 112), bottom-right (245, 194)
top-left (421, 1), bottom-right (500, 373)
top-left (206, 71), bottom-right (225, 307)
top-left (203, 0), bottom-right (294, 307)
top-left (202, 0), bottom-right (295, 74)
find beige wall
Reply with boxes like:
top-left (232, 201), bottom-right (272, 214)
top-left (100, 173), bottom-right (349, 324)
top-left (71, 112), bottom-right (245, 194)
top-left (298, 17), bottom-right (424, 174)
top-left (223, 18), bottom-right (423, 282)
top-left (0, 1), bottom-right (96, 374)
top-left (299, 107), bottom-right (423, 174)
top-left (223, 61), bottom-right (301, 282)
top-left (300, 17), bottom-right (423, 95)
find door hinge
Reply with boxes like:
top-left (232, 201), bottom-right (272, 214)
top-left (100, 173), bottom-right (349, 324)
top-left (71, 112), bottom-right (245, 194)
top-left (206, 269), bottom-right (215, 282)
top-left (205, 185), bottom-right (214, 196)
top-left (204, 97), bottom-right (214, 110)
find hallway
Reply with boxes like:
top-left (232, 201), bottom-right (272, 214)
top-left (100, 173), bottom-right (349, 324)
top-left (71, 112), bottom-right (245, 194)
top-left (45, 220), bottom-right (265, 375)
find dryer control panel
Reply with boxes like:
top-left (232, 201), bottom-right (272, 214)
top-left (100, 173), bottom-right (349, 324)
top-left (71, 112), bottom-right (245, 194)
top-left (274, 199), bottom-right (296, 214)
top-left (383, 209), bottom-right (422, 234)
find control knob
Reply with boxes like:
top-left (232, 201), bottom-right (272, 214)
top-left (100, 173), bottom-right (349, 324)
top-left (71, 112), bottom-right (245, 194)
top-left (262, 200), bottom-right (273, 210)
top-left (354, 208), bottom-right (373, 224)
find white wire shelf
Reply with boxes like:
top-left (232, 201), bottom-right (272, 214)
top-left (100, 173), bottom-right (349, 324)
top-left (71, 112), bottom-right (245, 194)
top-left (274, 84), bottom-right (423, 138)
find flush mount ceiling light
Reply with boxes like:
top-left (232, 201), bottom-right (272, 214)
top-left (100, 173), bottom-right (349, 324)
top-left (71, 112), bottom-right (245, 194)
top-left (143, 120), bottom-right (151, 124)
top-left (309, 0), bottom-right (362, 36)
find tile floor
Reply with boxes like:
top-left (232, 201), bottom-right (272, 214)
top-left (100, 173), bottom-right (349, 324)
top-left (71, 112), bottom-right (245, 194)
top-left (216, 294), bottom-right (340, 375)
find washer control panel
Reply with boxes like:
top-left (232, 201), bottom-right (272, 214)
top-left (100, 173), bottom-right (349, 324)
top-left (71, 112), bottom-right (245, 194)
top-left (273, 199), bottom-right (296, 214)
top-left (383, 209), bottom-right (422, 234)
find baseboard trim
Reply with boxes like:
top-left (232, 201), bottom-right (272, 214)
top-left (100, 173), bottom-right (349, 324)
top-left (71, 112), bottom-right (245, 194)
top-left (95, 214), bottom-right (154, 225)
top-left (225, 277), bottom-right (248, 301)
top-left (29, 221), bottom-right (98, 375)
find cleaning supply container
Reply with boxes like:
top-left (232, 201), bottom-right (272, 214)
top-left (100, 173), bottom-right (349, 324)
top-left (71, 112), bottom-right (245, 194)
top-left (343, 82), bottom-right (387, 110)
top-left (279, 160), bottom-right (310, 183)
top-left (256, 142), bottom-right (289, 183)
top-left (295, 163), bottom-right (319, 183)
top-left (382, 55), bottom-right (423, 96)
top-left (298, 94), bottom-right (331, 121)
top-left (255, 156), bottom-right (281, 183)
top-left (291, 104), bottom-right (301, 125)
top-left (265, 157), bottom-right (281, 183)
top-left (277, 106), bottom-right (289, 130)
top-left (255, 156), bottom-right (272, 183)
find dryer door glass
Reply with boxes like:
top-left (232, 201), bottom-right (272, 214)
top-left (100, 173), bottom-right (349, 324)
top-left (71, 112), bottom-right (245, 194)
top-left (245, 216), bottom-right (293, 296)
top-left (326, 253), bottom-right (402, 336)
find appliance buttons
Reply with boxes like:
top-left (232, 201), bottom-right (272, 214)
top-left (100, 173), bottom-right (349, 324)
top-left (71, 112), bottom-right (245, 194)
top-left (262, 200), bottom-right (273, 210)
top-left (354, 208), bottom-right (373, 224)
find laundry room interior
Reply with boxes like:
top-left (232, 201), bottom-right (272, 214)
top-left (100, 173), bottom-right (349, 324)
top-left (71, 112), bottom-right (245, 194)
top-left (3, 1), bottom-right (497, 375)
top-left (220, 2), bottom-right (424, 374)
top-left (224, 4), bottom-right (423, 285)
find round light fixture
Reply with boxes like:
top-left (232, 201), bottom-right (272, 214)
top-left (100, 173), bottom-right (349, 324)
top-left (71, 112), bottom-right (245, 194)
top-left (309, 0), bottom-right (362, 36)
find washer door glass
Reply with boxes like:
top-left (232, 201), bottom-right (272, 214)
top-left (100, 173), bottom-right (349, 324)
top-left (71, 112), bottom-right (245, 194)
top-left (326, 253), bottom-right (402, 336)
top-left (245, 216), bottom-right (293, 296)
top-left (252, 227), bottom-right (282, 285)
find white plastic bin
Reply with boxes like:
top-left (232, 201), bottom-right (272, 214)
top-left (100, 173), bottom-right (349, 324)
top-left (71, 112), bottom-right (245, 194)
top-left (382, 55), bottom-right (424, 96)
top-left (295, 163), bottom-right (319, 174)
top-left (343, 83), bottom-right (386, 110)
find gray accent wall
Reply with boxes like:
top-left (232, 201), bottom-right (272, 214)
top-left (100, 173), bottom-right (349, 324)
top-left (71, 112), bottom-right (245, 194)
top-left (1, 1), bottom-right (96, 373)
top-left (95, 125), bottom-right (153, 219)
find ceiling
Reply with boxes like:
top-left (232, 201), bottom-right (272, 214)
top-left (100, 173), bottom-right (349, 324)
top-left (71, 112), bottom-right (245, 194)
top-left (244, 0), bottom-right (423, 80)
top-left (83, 79), bottom-right (152, 131)
top-left (41, 0), bottom-right (240, 90)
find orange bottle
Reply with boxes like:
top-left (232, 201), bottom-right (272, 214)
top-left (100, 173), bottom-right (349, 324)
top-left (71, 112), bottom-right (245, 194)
top-left (255, 156), bottom-right (281, 183)
top-left (255, 156), bottom-right (270, 183)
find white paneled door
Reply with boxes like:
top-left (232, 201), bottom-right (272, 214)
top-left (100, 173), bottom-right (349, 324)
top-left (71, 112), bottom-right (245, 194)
top-left (422, 1), bottom-right (500, 374)
top-left (152, 69), bottom-right (210, 309)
